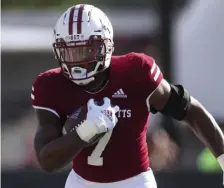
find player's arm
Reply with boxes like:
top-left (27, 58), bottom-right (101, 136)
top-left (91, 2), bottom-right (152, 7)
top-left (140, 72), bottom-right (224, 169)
top-left (31, 75), bottom-right (88, 172)
top-left (34, 109), bottom-right (87, 172)
top-left (149, 79), bottom-right (224, 168)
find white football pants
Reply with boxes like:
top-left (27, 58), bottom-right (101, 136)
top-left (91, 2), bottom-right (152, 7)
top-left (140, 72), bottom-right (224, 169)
top-left (65, 168), bottom-right (157, 188)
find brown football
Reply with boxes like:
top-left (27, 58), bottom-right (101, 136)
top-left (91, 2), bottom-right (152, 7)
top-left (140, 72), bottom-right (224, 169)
top-left (64, 99), bottom-right (104, 133)
top-left (64, 105), bottom-right (88, 134)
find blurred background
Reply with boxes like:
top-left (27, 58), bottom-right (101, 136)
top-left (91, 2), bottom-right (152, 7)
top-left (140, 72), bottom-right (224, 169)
top-left (1, 0), bottom-right (224, 187)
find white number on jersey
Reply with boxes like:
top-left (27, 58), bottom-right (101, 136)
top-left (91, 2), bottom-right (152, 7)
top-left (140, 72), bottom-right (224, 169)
top-left (87, 130), bottom-right (113, 166)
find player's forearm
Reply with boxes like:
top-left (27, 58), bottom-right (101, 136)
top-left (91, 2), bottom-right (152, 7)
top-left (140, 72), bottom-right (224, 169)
top-left (185, 97), bottom-right (224, 157)
top-left (38, 131), bottom-right (86, 172)
top-left (188, 112), bottom-right (224, 157)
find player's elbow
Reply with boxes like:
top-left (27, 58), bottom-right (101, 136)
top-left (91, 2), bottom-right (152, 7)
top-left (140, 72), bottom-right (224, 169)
top-left (40, 162), bottom-right (57, 173)
top-left (37, 158), bottom-right (55, 173)
top-left (38, 160), bottom-right (58, 173)
top-left (39, 164), bottom-right (55, 173)
top-left (37, 153), bottom-right (58, 173)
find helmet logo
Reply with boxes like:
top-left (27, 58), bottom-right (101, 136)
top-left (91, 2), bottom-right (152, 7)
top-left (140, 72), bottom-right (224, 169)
top-left (65, 34), bottom-right (84, 41)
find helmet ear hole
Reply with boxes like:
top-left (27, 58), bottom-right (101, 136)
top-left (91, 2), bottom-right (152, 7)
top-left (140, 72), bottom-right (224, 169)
top-left (108, 47), bottom-right (114, 53)
top-left (98, 57), bottom-right (104, 61)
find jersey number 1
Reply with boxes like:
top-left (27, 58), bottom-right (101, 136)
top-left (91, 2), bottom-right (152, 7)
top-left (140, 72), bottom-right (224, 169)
top-left (87, 130), bottom-right (113, 166)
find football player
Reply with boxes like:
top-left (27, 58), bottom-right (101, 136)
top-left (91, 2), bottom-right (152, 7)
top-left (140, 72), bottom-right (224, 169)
top-left (31, 4), bottom-right (224, 188)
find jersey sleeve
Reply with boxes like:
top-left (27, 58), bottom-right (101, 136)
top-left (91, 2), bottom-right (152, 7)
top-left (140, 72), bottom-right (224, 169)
top-left (31, 74), bottom-right (60, 118)
top-left (140, 53), bottom-right (163, 110)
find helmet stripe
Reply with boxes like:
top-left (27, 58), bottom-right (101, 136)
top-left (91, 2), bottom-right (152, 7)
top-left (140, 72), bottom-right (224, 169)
top-left (77, 4), bottom-right (85, 34)
top-left (68, 6), bottom-right (76, 35)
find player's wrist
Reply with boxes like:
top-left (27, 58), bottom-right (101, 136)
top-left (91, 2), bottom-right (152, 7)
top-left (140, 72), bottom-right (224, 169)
top-left (76, 119), bottom-right (105, 142)
top-left (217, 154), bottom-right (224, 171)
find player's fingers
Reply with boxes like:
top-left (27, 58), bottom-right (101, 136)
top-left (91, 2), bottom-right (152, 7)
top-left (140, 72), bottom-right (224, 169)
top-left (87, 98), bottom-right (95, 110)
top-left (113, 105), bottom-right (120, 113)
top-left (103, 97), bottom-right (111, 107)
top-left (114, 116), bottom-right (118, 124)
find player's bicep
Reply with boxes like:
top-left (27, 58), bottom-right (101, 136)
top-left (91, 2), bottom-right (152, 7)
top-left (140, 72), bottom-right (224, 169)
top-left (148, 79), bottom-right (191, 121)
top-left (147, 79), bottom-right (171, 111)
top-left (34, 109), bottom-right (64, 158)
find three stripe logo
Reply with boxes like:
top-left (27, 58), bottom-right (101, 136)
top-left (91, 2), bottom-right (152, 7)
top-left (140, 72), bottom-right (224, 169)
top-left (31, 86), bottom-right (35, 100)
top-left (112, 88), bottom-right (127, 98)
top-left (150, 60), bottom-right (161, 82)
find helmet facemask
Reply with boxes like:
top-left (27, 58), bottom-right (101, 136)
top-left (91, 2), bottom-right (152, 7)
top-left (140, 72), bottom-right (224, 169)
top-left (53, 36), bottom-right (113, 85)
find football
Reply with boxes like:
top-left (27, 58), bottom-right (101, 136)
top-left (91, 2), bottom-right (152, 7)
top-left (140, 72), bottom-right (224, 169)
top-left (64, 99), bottom-right (104, 133)
top-left (64, 105), bottom-right (88, 134)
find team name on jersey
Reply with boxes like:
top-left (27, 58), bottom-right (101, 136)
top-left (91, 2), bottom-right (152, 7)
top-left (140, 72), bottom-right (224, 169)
top-left (117, 109), bottom-right (131, 118)
top-left (101, 109), bottom-right (132, 119)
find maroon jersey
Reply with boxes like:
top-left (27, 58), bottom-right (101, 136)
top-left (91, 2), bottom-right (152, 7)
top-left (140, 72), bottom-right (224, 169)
top-left (31, 52), bottom-right (163, 182)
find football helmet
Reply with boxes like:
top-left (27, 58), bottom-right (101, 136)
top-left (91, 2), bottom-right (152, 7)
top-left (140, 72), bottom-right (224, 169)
top-left (52, 4), bottom-right (114, 85)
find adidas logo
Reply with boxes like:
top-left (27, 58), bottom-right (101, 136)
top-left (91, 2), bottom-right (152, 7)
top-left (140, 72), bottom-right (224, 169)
top-left (112, 88), bottom-right (127, 98)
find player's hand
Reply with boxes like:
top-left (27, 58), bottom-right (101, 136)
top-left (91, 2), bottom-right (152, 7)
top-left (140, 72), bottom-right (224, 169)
top-left (87, 97), bottom-right (120, 132)
top-left (76, 97), bottom-right (119, 143)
